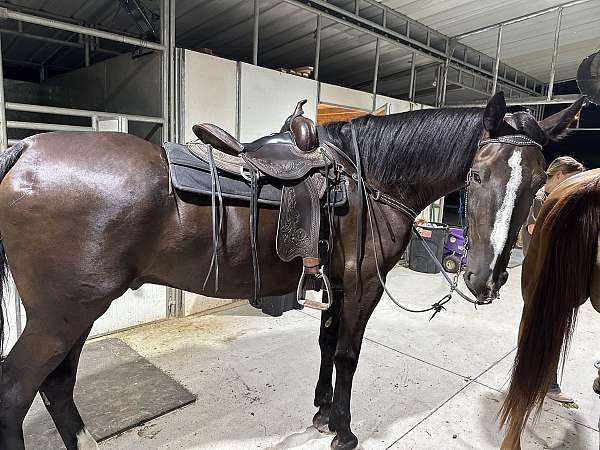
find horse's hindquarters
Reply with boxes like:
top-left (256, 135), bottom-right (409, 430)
top-left (0, 131), bottom-right (302, 311)
top-left (0, 132), bottom-right (170, 314)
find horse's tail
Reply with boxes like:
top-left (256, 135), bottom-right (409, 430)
top-left (500, 174), bottom-right (600, 444)
top-left (0, 141), bottom-right (27, 358)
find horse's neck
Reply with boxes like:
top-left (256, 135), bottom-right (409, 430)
top-left (399, 130), bottom-right (478, 212)
top-left (411, 170), bottom-right (470, 214)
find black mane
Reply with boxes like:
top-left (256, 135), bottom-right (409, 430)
top-left (323, 108), bottom-right (484, 186)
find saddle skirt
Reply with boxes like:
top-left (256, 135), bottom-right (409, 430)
top-left (164, 142), bottom-right (346, 263)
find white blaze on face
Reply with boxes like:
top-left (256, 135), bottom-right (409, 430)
top-left (489, 149), bottom-right (523, 271)
top-left (76, 428), bottom-right (99, 450)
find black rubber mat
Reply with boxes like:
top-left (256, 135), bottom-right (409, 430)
top-left (24, 337), bottom-right (196, 449)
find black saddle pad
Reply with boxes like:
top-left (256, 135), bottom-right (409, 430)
top-left (164, 142), bottom-right (347, 207)
top-left (165, 142), bottom-right (282, 206)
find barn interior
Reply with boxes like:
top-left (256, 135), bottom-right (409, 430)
top-left (1, 1), bottom-right (599, 449)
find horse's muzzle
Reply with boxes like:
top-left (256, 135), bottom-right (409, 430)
top-left (464, 270), bottom-right (505, 304)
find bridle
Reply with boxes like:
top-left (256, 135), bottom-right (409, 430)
top-left (455, 134), bottom-right (544, 303)
top-left (328, 129), bottom-right (544, 318)
top-left (465, 133), bottom-right (543, 226)
top-left (465, 134), bottom-right (544, 258)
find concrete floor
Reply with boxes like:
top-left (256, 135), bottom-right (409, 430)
top-left (98, 266), bottom-right (599, 450)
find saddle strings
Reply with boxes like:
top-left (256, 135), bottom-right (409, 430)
top-left (249, 167), bottom-right (261, 302)
top-left (203, 144), bottom-right (224, 292)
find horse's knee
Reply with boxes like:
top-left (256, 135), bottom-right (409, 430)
top-left (0, 397), bottom-right (27, 436)
top-left (319, 329), bottom-right (337, 349)
top-left (334, 349), bottom-right (358, 373)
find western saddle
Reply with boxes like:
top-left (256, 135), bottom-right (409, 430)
top-left (190, 100), bottom-right (336, 310)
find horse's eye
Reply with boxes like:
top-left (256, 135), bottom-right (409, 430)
top-left (473, 173), bottom-right (482, 184)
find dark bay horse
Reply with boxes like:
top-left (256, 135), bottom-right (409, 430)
top-left (0, 92), bottom-right (583, 450)
top-left (500, 168), bottom-right (600, 450)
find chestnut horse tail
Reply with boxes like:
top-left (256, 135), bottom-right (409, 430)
top-left (500, 174), bottom-right (600, 443)
top-left (0, 140), bottom-right (27, 359)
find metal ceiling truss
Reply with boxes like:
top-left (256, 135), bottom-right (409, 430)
top-left (119, 0), bottom-right (159, 42)
top-left (283, 0), bottom-right (543, 99)
top-left (450, 0), bottom-right (597, 107)
top-left (0, 0), bottom-right (176, 152)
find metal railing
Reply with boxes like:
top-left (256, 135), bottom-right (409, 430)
top-left (0, 2), bottom-right (175, 151)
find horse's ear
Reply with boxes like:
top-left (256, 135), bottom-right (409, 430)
top-left (539, 96), bottom-right (586, 141)
top-left (483, 91), bottom-right (506, 132)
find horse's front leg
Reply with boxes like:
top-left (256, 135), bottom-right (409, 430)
top-left (313, 289), bottom-right (343, 433)
top-left (329, 284), bottom-right (383, 450)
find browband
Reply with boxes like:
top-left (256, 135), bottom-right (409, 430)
top-left (478, 134), bottom-right (543, 150)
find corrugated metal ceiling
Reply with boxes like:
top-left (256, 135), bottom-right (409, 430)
top-left (2, 0), bottom-right (598, 101)
top-left (382, 0), bottom-right (600, 82)
top-left (0, 0), bottom-right (158, 71)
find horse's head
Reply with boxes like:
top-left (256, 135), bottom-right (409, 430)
top-left (463, 92), bottom-right (586, 302)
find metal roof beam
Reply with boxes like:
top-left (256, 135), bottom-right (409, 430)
top-left (0, 27), bottom-right (121, 56)
top-left (453, 0), bottom-right (594, 40)
top-left (3, 57), bottom-right (72, 71)
top-left (447, 93), bottom-right (582, 107)
top-left (282, 0), bottom-right (541, 96)
top-left (0, 1), bottom-right (145, 41)
top-left (0, 7), bottom-right (164, 51)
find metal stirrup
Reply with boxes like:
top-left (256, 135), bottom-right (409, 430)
top-left (296, 266), bottom-right (334, 311)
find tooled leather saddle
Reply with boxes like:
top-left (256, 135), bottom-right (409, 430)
top-left (186, 100), bottom-right (340, 310)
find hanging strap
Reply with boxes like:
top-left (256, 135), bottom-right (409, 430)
top-left (203, 144), bottom-right (224, 292)
top-left (349, 123), bottom-right (365, 295)
top-left (249, 167), bottom-right (261, 302)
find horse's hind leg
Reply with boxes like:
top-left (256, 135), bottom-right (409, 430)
top-left (39, 326), bottom-right (97, 450)
top-left (313, 289), bottom-right (343, 433)
top-left (0, 316), bottom-right (94, 450)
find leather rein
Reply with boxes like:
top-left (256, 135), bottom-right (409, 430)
top-left (320, 125), bottom-right (543, 318)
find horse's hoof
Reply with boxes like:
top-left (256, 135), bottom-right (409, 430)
top-left (331, 434), bottom-right (359, 450)
top-left (313, 411), bottom-right (333, 434)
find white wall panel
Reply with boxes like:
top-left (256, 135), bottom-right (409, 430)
top-left (183, 50), bottom-right (238, 143)
top-left (91, 285), bottom-right (166, 336)
top-left (239, 63), bottom-right (318, 142)
top-left (319, 83), bottom-right (373, 112)
top-left (375, 95), bottom-right (412, 114)
top-left (1, 283), bottom-right (166, 352)
top-left (184, 293), bottom-right (239, 316)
